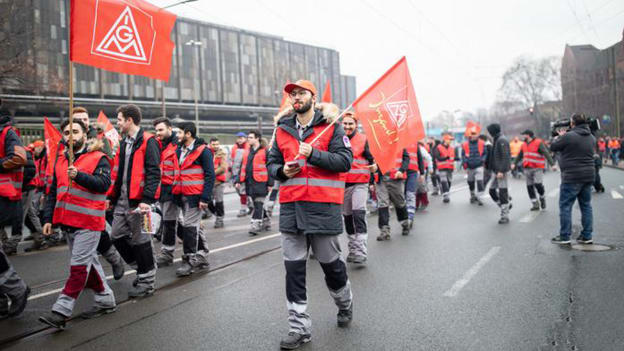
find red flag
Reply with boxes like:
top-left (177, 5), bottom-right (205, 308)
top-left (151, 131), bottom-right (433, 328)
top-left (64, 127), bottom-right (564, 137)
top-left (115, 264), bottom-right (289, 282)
top-left (97, 110), bottom-right (120, 148)
top-left (43, 118), bottom-right (63, 193)
top-left (279, 80), bottom-right (291, 110)
top-left (352, 57), bottom-right (425, 174)
top-left (464, 120), bottom-right (481, 137)
top-left (321, 80), bottom-right (332, 103)
top-left (70, 0), bottom-right (177, 81)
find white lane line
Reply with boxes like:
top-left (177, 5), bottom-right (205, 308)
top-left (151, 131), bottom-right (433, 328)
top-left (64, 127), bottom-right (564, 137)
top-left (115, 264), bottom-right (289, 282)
top-left (443, 246), bottom-right (501, 297)
top-left (519, 211), bottom-right (540, 223)
top-left (547, 188), bottom-right (559, 198)
top-left (611, 190), bottom-right (623, 199)
top-left (27, 233), bottom-right (281, 301)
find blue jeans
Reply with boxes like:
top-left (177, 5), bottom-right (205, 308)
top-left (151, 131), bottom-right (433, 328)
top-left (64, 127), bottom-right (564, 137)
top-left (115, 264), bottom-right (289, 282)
top-left (559, 183), bottom-right (593, 240)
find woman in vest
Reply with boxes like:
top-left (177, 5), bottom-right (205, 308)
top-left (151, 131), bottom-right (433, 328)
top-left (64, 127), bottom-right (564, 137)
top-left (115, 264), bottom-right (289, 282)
top-left (39, 119), bottom-right (115, 330)
top-left (237, 130), bottom-right (273, 235)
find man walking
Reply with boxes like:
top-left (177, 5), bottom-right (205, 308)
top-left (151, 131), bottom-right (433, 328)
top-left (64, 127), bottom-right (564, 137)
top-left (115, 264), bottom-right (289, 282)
top-left (267, 80), bottom-right (353, 350)
top-left (230, 132), bottom-right (251, 217)
top-left (514, 129), bottom-right (556, 211)
top-left (486, 123), bottom-right (512, 224)
top-left (238, 130), bottom-right (272, 235)
top-left (461, 128), bottom-right (487, 206)
top-left (375, 148), bottom-right (411, 240)
top-left (434, 134), bottom-right (455, 203)
top-left (208, 137), bottom-right (227, 228)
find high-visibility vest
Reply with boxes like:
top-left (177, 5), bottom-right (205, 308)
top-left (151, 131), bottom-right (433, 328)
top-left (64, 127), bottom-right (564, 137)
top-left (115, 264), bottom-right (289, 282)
top-left (406, 143), bottom-right (421, 172)
top-left (175, 144), bottom-right (207, 196)
top-left (597, 140), bottom-right (606, 152)
top-left (30, 154), bottom-right (47, 189)
top-left (387, 149), bottom-right (408, 180)
top-left (240, 148), bottom-right (268, 183)
top-left (608, 140), bottom-right (621, 149)
top-left (521, 138), bottom-right (546, 169)
top-left (510, 140), bottom-right (522, 158)
top-left (210, 146), bottom-right (227, 183)
top-left (0, 126), bottom-right (23, 200)
top-left (344, 133), bottom-right (370, 183)
top-left (160, 142), bottom-right (179, 187)
top-left (462, 140), bottom-right (485, 157)
top-left (276, 124), bottom-right (345, 204)
top-left (436, 144), bottom-right (455, 171)
top-left (110, 131), bottom-right (160, 201)
top-left (53, 151), bottom-right (108, 231)
top-left (230, 142), bottom-right (249, 165)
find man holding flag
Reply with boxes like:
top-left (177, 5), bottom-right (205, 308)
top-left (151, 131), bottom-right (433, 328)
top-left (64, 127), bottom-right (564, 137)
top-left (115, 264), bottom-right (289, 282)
top-left (267, 80), bottom-right (353, 349)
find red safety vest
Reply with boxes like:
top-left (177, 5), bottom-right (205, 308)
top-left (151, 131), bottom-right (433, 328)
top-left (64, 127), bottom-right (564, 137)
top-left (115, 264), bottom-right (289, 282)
top-left (608, 140), bottom-right (621, 149)
top-left (436, 144), bottom-right (455, 171)
top-left (521, 138), bottom-right (546, 169)
top-left (344, 133), bottom-right (370, 183)
top-left (110, 131), bottom-right (160, 200)
top-left (53, 151), bottom-right (108, 231)
top-left (31, 154), bottom-right (47, 189)
top-left (210, 147), bottom-right (227, 183)
top-left (0, 126), bottom-right (23, 200)
top-left (240, 147), bottom-right (268, 183)
top-left (406, 143), bottom-right (421, 172)
top-left (175, 144), bottom-right (207, 196)
top-left (230, 142), bottom-right (249, 164)
top-left (387, 149), bottom-right (408, 180)
top-left (276, 124), bottom-right (345, 204)
top-left (462, 140), bottom-right (484, 157)
top-left (597, 140), bottom-right (606, 152)
top-left (160, 142), bottom-right (179, 187)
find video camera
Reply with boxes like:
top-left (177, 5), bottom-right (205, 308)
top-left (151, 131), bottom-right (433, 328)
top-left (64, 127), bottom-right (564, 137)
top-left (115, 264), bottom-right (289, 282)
top-left (550, 116), bottom-right (600, 137)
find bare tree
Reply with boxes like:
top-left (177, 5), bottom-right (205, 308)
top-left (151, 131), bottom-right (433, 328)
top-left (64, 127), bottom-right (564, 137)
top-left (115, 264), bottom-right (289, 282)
top-left (0, 0), bottom-right (37, 93)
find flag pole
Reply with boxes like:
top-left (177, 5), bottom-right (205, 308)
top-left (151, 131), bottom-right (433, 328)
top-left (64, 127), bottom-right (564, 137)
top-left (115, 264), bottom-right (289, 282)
top-left (68, 61), bottom-right (74, 166)
top-left (306, 102), bottom-right (353, 145)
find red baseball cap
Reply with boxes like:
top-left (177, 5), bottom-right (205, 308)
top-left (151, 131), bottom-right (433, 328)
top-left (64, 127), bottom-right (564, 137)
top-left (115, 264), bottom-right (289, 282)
top-left (284, 80), bottom-right (317, 96)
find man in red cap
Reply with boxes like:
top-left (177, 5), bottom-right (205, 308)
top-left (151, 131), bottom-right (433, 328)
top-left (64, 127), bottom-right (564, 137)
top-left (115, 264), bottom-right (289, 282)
top-left (268, 80), bottom-right (353, 350)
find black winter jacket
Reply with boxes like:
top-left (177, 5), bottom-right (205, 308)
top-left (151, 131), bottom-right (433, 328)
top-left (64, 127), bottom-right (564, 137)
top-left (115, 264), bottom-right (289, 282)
top-left (550, 124), bottom-right (596, 184)
top-left (158, 131), bottom-right (178, 203)
top-left (0, 117), bottom-right (26, 225)
top-left (174, 138), bottom-right (214, 207)
top-left (267, 110), bottom-right (353, 235)
top-left (487, 134), bottom-right (511, 173)
top-left (239, 145), bottom-right (274, 198)
top-left (22, 151), bottom-right (36, 191)
top-left (108, 128), bottom-right (161, 207)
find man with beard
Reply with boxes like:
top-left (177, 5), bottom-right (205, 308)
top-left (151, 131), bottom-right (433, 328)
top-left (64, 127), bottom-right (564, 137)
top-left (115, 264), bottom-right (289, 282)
top-left (72, 107), bottom-right (124, 280)
top-left (230, 132), bottom-right (251, 217)
top-left (461, 128), bottom-right (487, 206)
top-left (23, 140), bottom-right (49, 252)
top-left (108, 104), bottom-right (161, 298)
top-left (434, 134), bottom-right (455, 203)
top-left (238, 130), bottom-right (273, 235)
top-left (486, 123), bottom-right (512, 224)
top-left (173, 122), bottom-right (214, 277)
top-left (341, 111), bottom-right (376, 263)
top-left (153, 117), bottom-right (181, 267)
top-left (513, 129), bottom-right (556, 211)
top-left (267, 80), bottom-right (353, 349)
top-left (38, 119), bottom-right (115, 329)
top-left (208, 137), bottom-right (227, 228)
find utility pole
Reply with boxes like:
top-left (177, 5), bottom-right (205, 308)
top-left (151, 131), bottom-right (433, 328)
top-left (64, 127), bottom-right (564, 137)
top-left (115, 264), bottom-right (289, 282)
top-left (185, 40), bottom-right (203, 133)
top-left (613, 46), bottom-right (621, 137)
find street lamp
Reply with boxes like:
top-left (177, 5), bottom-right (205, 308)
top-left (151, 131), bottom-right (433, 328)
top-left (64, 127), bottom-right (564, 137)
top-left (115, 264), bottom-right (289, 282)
top-left (185, 39), bottom-right (203, 134)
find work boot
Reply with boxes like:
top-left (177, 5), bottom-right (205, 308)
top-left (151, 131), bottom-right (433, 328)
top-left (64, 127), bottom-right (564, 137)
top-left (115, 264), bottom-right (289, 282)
top-left (2, 245), bottom-right (17, 256)
top-left (530, 201), bottom-right (540, 211)
top-left (111, 261), bottom-right (125, 281)
top-left (265, 203), bottom-right (274, 218)
top-left (24, 239), bottom-right (49, 252)
top-left (80, 305), bottom-right (117, 319)
top-left (262, 217), bottom-right (271, 231)
top-left (155, 249), bottom-right (174, 268)
top-left (279, 331), bottom-right (311, 350)
top-left (237, 208), bottom-right (248, 217)
top-left (539, 196), bottom-right (546, 209)
top-left (38, 311), bottom-right (67, 330)
top-left (2, 270), bottom-right (30, 318)
top-left (431, 188), bottom-right (439, 196)
top-left (248, 219), bottom-right (262, 236)
top-left (470, 193), bottom-right (477, 204)
top-left (401, 220), bottom-right (410, 236)
top-left (191, 253), bottom-right (210, 271)
top-left (346, 252), bottom-right (356, 263)
top-left (376, 226), bottom-right (391, 241)
top-left (128, 285), bottom-right (155, 298)
top-left (176, 258), bottom-right (194, 277)
top-left (214, 216), bottom-right (224, 229)
top-left (337, 303), bottom-right (353, 328)
top-left (443, 194), bottom-right (450, 203)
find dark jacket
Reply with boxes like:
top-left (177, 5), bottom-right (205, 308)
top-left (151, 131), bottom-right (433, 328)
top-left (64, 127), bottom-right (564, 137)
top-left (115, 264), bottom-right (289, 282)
top-left (267, 109), bottom-right (353, 235)
top-left (43, 141), bottom-right (112, 226)
top-left (0, 117), bottom-right (26, 225)
top-left (22, 151), bottom-right (36, 191)
top-left (462, 139), bottom-right (488, 169)
top-left (87, 126), bottom-right (112, 159)
top-left (159, 131), bottom-right (178, 203)
top-left (486, 124), bottom-right (511, 173)
top-left (550, 124), bottom-right (596, 184)
top-left (175, 137), bottom-right (214, 207)
top-left (108, 128), bottom-right (161, 207)
top-left (240, 143), bottom-right (274, 198)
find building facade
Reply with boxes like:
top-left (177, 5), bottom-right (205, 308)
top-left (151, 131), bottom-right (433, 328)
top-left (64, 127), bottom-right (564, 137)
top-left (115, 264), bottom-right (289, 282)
top-left (0, 0), bottom-right (357, 137)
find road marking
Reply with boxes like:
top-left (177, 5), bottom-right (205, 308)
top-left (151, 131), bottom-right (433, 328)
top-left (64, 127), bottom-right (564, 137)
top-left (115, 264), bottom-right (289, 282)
top-left (611, 190), bottom-right (623, 199)
top-left (519, 211), bottom-right (540, 223)
top-left (547, 188), bottom-right (559, 198)
top-left (27, 233), bottom-right (281, 301)
top-left (443, 246), bottom-right (501, 297)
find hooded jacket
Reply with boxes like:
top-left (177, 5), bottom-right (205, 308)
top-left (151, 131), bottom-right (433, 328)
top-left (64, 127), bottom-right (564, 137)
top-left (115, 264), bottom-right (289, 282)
top-left (0, 116), bottom-right (26, 224)
top-left (174, 137), bottom-right (214, 207)
top-left (267, 103), bottom-right (353, 235)
top-left (486, 124), bottom-right (511, 173)
top-left (550, 124), bottom-right (596, 184)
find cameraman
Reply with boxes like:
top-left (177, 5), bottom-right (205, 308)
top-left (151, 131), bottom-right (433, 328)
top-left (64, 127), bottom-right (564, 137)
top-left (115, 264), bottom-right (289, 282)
top-left (550, 114), bottom-right (596, 245)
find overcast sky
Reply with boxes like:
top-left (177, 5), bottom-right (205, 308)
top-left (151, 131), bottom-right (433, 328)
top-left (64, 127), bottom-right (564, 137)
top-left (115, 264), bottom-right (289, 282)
top-left (150, 0), bottom-right (624, 119)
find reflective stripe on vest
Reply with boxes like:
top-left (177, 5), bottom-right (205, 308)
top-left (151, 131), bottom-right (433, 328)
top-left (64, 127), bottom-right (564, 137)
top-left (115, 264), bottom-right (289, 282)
top-left (53, 151), bottom-right (107, 231)
top-left (176, 144), bottom-right (206, 196)
top-left (522, 139), bottom-right (546, 169)
top-left (0, 126), bottom-right (23, 200)
top-left (276, 124), bottom-right (345, 204)
top-left (344, 133), bottom-right (370, 183)
top-left (109, 132), bottom-right (161, 200)
top-left (436, 144), bottom-right (455, 170)
top-left (160, 143), bottom-right (179, 186)
top-left (406, 143), bottom-right (420, 172)
top-left (240, 148), bottom-right (268, 183)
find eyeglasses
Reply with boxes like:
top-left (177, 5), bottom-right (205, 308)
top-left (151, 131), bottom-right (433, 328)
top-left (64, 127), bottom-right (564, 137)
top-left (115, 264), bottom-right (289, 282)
top-left (289, 90), bottom-right (309, 98)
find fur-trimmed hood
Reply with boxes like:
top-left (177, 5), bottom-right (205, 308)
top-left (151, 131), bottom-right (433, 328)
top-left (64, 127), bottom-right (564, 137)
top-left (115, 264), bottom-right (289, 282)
top-left (86, 137), bottom-right (104, 153)
top-left (273, 102), bottom-right (340, 126)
